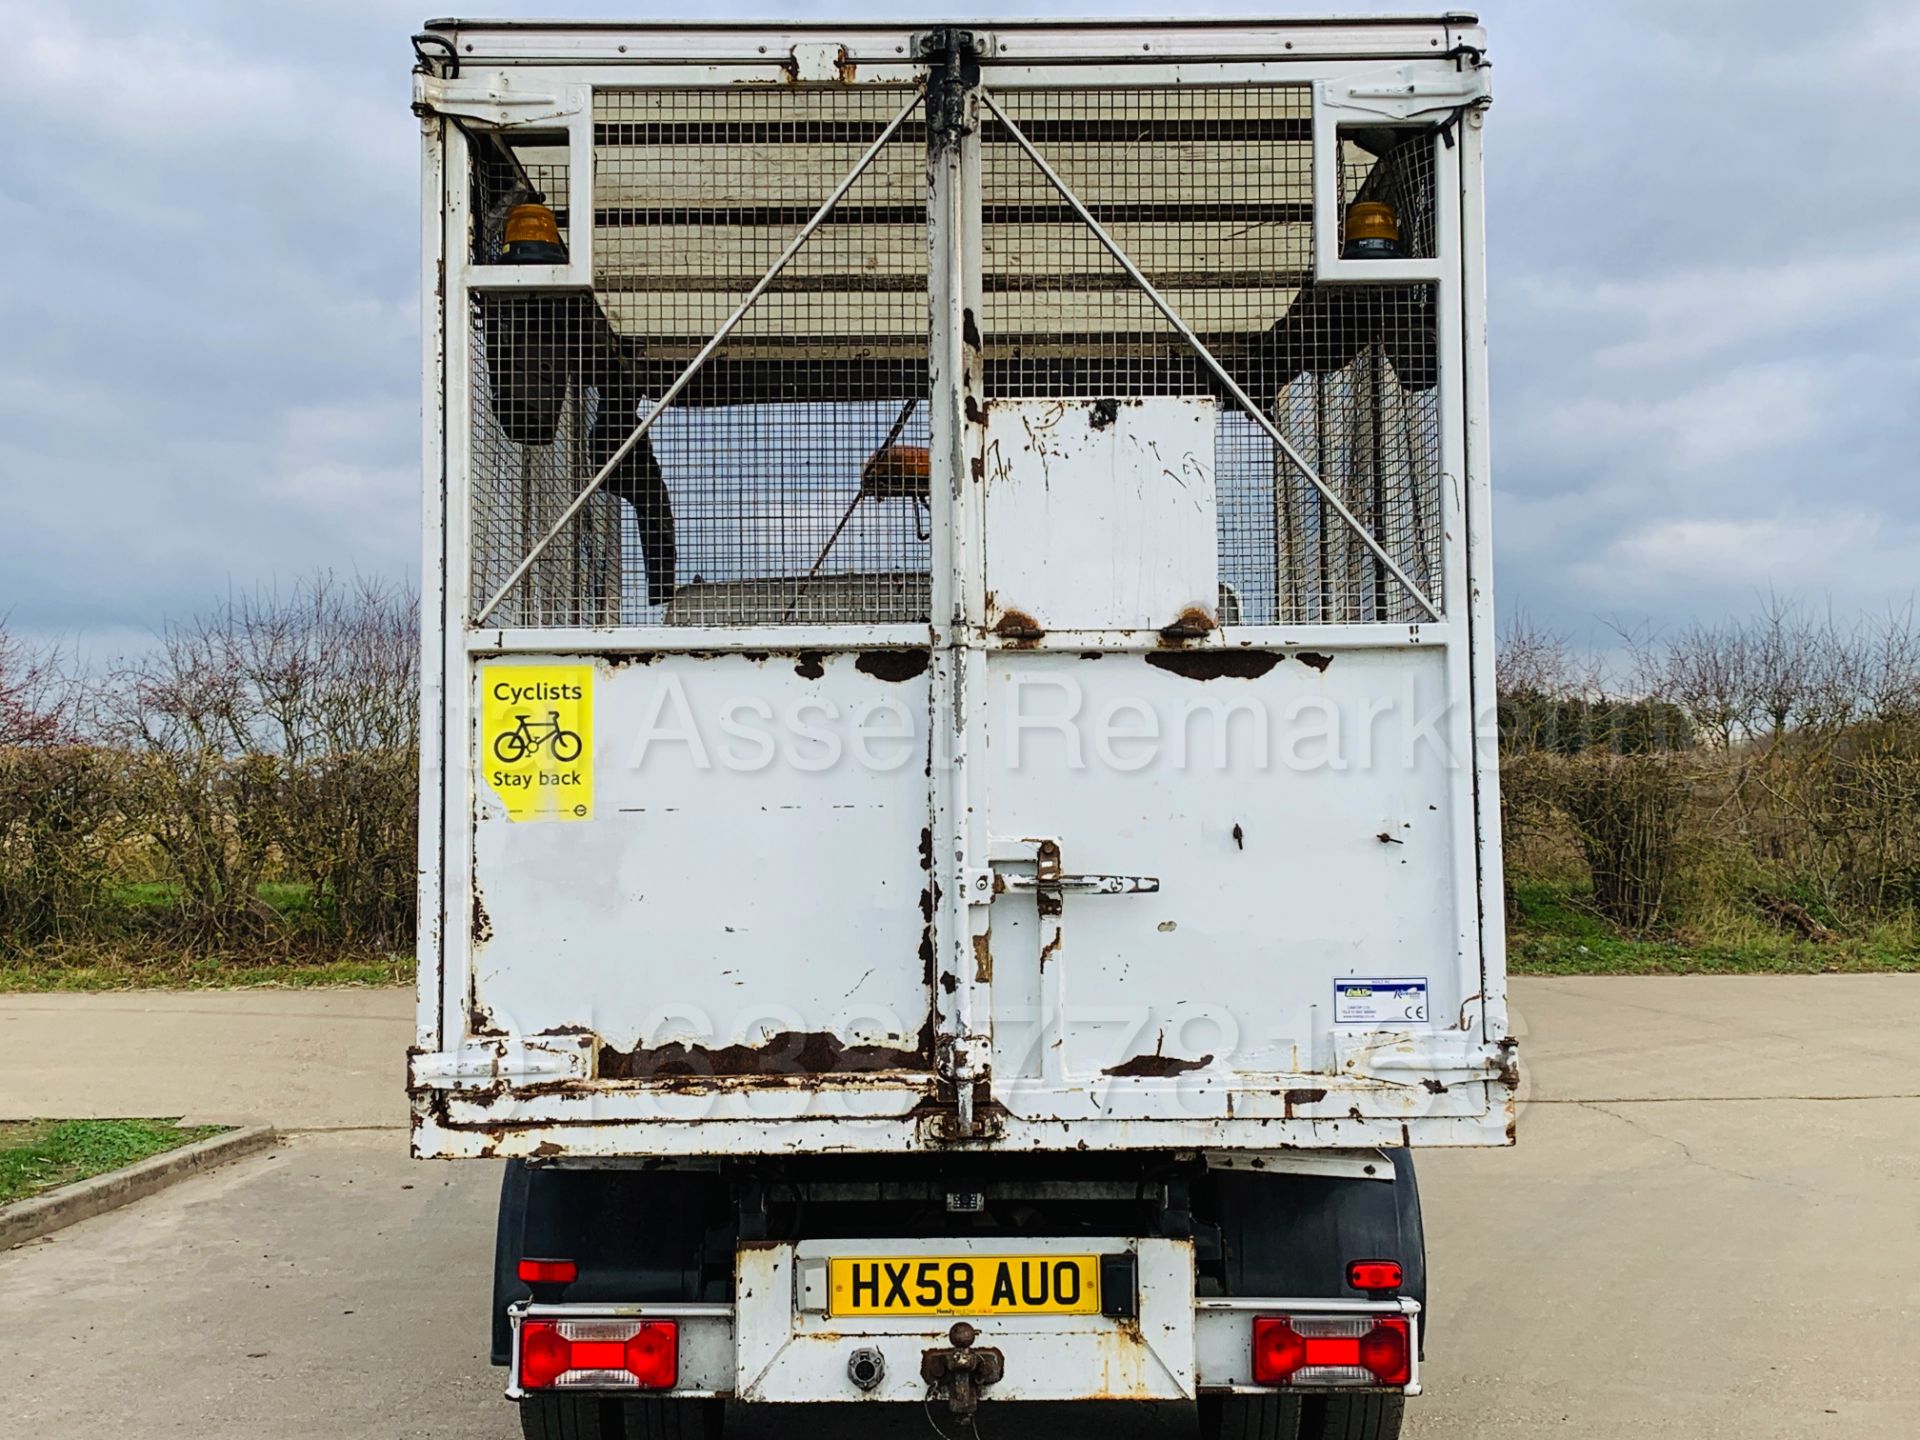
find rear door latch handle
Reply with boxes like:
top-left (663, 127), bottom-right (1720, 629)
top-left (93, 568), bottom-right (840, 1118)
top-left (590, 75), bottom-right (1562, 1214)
top-left (998, 872), bottom-right (1159, 895)
top-left (985, 835), bottom-right (1159, 898)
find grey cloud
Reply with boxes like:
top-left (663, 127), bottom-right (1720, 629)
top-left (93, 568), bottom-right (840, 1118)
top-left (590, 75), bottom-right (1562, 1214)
top-left (3, 0), bottom-right (1915, 654)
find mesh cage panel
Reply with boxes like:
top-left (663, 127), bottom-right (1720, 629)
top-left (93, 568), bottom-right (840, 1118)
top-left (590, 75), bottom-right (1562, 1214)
top-left (981, 87), bottom-right (1442, 625)
top-left (469, 294), bottom-right (623, 627)
top-left (468, 87), bottom-right (932, 628)
top-left (464, 82), bottom-right (1444, 629)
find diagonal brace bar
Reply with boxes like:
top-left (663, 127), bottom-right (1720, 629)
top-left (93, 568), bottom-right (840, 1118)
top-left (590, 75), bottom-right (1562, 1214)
top-left (978, 88), bottom-right (1441, 624)
top-left (474, 86), bottom-right (927, 626)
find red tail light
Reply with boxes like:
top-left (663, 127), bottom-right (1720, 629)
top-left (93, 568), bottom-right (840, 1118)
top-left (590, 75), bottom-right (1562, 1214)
top-left (519, 1319), bottom-right (678, 1391)
top-left (1346, 1259), bottom-right (1403, 1292)
top-left (518, 1259), bottom-right (578, 1285)
top-left (1252, 1314), bottom-right (1411, 1388)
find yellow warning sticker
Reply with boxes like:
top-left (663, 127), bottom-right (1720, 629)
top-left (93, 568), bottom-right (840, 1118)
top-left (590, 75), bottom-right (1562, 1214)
top-left (480, 664), bottom-right (594, 822)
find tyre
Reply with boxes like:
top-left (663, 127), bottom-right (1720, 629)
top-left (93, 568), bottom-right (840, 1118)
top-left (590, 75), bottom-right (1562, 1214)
top-left (495, 729), bottom-right (529, 764)
top-left (520, 1398), bottom-right (720, 1440)
top-left (619, 1399), bottom-right (722, 1440)
top-left (520, 1397), bottom-right (613, 1440)
top-left (1300, 1394), bottom-right (1404, 1440)
top-left (551, 729), bottom-right (584, 763)
top-left (1199, 1394), bottom-right (1304, 1440)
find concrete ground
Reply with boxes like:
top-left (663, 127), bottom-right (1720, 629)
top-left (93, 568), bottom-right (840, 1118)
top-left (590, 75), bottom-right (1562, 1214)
top-left (0, 987), bottom-right (412, 1129)
top-left (2, 976), bottom-right (1916, 1438)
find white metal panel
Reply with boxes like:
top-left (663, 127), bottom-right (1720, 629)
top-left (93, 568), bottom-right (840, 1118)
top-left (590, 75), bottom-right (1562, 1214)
top-left (468, 652), bottom-right (935, 1065)
top-left (417, 1094), bottom-right (1506, 1160)
top-left (982, 645), bottom-right (1471, 1102)
top-left (983, 398), bottom-right (1218, 633)
top-left (424, 20), bottom-right (1482, 66)
top-left (736, 1237), bottom-right (1195, 1403)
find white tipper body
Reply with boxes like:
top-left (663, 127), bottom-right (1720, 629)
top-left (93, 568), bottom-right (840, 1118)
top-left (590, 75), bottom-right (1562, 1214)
top-left (409, 17), bottom-right (1510, 1163)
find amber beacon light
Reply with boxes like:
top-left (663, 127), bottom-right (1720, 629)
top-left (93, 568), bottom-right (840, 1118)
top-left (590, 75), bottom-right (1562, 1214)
top-left (501, 203), bottom-right (567, 263)
top-left (1342, 199), bottom-right (1402, 260)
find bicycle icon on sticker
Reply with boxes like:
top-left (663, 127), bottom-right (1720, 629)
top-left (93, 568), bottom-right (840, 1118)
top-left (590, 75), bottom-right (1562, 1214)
top-left (492, 711), bottom-right (584, 765)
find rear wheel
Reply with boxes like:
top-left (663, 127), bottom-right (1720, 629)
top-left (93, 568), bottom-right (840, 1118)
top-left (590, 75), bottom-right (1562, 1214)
top-left (520, 1398), bottom-right (606, 1440)
top-left (520, 1398), bottom-right (720, 1440)
top-left (619, 1399), bottom-right (722, 1440)
top-left (1199, 1395), bottom-right (1305, 1440)
top-left (1300, 1394), bottom-right (1404, 1440)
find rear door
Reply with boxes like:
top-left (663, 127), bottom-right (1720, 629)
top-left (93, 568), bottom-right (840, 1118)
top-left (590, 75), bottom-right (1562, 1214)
top-left (446, 76), bottom-right (952, 1090)
top-left (954, 78), bottom-right (1481, 1123)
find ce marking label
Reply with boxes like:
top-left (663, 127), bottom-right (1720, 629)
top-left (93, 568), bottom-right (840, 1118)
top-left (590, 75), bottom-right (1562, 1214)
top-left (1333, 978), bottom-right (1431, 1026)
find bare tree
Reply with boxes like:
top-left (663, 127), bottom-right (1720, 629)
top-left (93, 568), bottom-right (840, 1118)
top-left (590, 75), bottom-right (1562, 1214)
top-left (1746, 592), bottom-right (1821, 740)
top-left (0, 616), bottom-right (70, 748)
top-left (1497, 610), bottom-right (1576, 700)
top-left (98, 573), bottom-right (420, 949)
top-left (1647, 620), bottom-right (1750, 749)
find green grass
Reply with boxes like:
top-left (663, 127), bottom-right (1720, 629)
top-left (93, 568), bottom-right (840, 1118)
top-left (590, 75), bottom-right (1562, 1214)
top-left (1509, 878), bottom-right (1920, 975)
top-left (2, 880), bottom-right (413, 991)
top-left (0, 952), bottom-right (414, 993)
top-left (107, 880), bottom-right (316, 922)
top-left (0, 1118), bottom-right (229, 1207)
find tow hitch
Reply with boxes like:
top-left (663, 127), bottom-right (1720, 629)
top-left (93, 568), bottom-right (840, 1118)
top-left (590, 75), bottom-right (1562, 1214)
top-left (921, 1322), bottom-right (1005, 1419)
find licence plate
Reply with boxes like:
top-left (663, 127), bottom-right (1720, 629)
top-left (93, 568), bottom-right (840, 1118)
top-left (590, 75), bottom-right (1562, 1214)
top-left (828, 1255), bottom-right (1101, 1317)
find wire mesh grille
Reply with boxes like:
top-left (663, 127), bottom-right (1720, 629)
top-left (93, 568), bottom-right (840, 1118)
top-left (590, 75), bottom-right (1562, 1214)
top-left (467, 87), bottom-right (932, 628)
top-left (463, 82), bottom-right (1444, 629)
top-left (981, 87), bottom-right (1442, 625)
top-left (469, 294), bottom-right (624, 627)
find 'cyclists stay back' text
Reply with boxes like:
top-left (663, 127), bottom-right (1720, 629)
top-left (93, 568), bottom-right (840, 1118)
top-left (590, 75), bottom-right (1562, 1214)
top-left (480, 664), bottom-right (594, 821)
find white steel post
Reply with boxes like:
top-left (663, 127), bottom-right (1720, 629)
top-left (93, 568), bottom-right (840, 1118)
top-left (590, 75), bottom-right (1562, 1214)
top-left (415, 106), bottom-right (448, 1053)
top-left (926, 36), bottom-right (986, 1135)
top-left (1457, 98), bottom-right (1507, 1052)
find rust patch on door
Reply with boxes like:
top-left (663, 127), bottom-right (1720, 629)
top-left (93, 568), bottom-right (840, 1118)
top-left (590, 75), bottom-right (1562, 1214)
top-left (1038, 931), bottom-right (1061, 970)
top-left (793, 651), bottom-right (827, 679)
top-left (1284, 1087), bottom-right (1328, 1117)
top-left (600, 1021), bottom-right (934, 1080)
top-left (1158, 605), bottom-right (1217, 642)
top-left (1103, 1051), bottom-right (1213, 1078)
top-left (856, 648), bottom-right (931, 682)
top-left (1145, 650), bottom-right (1281, 680)
top-left (972, 932), bottom-right (993, 983)
top-left (1294, 651), bottom-right (1334, 672)
top-left (993, 609), bottom-right (1045, 644)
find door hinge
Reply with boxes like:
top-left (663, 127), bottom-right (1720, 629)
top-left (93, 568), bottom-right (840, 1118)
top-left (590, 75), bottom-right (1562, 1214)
top-left (1318, 60), bottom-right (1492, 124)
top-left (1335, 1031), bottom-right (1513, 1085)
top-left (411, 72), bottom-right (587, 128)
top-left (916, 28), bottom-right (986, 151)
top-left (409, 1034), bottom-right (596, 1091)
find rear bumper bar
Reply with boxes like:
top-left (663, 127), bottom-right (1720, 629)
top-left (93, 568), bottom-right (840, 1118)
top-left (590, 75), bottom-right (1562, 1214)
top-left (507, 1249), bottom-right (1421, 1403)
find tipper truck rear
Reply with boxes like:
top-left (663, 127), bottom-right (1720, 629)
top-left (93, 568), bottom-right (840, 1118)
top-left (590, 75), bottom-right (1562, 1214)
top-left (408, 16), bottom-right (1506, 1437)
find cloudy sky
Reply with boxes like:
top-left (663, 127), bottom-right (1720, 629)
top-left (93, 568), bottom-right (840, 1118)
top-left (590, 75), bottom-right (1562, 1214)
top-left (5, 0), bottom-right (1917, 658)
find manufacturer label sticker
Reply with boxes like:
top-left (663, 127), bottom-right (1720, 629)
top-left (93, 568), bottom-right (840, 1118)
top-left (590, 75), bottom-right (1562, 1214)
top-left (1334, 977), bottom-right (1430, 1026)
top-left (480, 664), bottom-right (594, 822)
